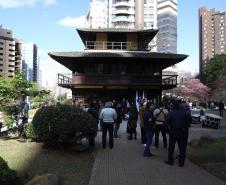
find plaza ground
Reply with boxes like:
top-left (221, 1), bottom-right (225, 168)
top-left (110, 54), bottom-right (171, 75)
top-left (0, 109), bottom-right (226, 185)
top-left (89, 110), bottom-right (226, 185)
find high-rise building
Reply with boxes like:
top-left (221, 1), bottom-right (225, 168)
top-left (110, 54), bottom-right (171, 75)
top-left (23, 43), bottom-right (40, 82)
top-left (22, 59), bottom-right (28, 80)
top-left (157, 0), bottom-right (177, 53)
top-left (86, 0), bottom-right (107, 28)
top-left (107, 0), bottom-right (157, 30)
top-left (199, 7), bottom-right (226, 76)
top-left (15, 39), bottom-right (23, 71)
top-left (28, 68), bottom-right (33, 81)
top-left (33, 44), bottom-right (38, 82)
top-left (0, 28), bottom-right (22, 78)
top-left (37, 57), bottom-right (42, 86)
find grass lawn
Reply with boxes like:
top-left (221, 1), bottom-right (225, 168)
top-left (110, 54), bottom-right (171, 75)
top-left (189, 138), bottom-right (226, 182)
top-left (0, 138), bottom-right (94, 185)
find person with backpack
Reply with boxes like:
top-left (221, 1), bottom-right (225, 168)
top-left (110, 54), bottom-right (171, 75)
top-left (153, 102), bottom-right (168, 149)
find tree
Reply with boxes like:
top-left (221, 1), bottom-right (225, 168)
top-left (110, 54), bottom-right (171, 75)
top-left (203, 54), bottom-right (226, 84)
top-left (164, 77), bottom-right (210, 101)
top-left (57, 93), bottom-right (67, 103)
top-left (0, 72), bottom-right (51, 127)
top-left (0, 72), bottom-right (32, 109)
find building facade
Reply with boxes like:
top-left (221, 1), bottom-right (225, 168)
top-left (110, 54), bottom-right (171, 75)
top-left (199, 7), bottom-right (226, 76)
top-left (86, 0), bottom-right (107, 28)
top-left (22, 59), bottom-right (28, 80)
top-left (108, 0), bottom-right (157, 30)
top-left (0, 28), bottom-right (22, 78)
top-left (49, 28), bottom-right (187, 105)
top-left (157, 0), bottom-right (177, 53)
top-left (33, 44), bottom-right (38, 82)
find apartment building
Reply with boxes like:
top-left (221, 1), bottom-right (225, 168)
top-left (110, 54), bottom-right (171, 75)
top-left (157, 0), bottom-right (177, 53)
top-left (199, 7), bottom-right (226, 76)
top-left (0, 28), bottom-right (22, 78)
top-left (108, 0), bottom-right (157, 30)
top-left (86, 0), bottom-right (107, 29)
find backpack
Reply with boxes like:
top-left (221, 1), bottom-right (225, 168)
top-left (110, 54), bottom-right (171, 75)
top-left (155, 108), bottom-right (166, 123)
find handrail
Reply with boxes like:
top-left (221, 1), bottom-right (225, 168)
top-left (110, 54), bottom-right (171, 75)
top-left (85, 41), bottom-right (137, 50)
top-left (57, 73), bottom-right (177, 86)
top-left (57, 74), bottom-right (72, 84)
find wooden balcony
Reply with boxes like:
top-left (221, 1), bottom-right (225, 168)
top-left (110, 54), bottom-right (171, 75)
top-left (85, 41), bottom-right (137, 50)
top-left (57, 74), bottom-right (177, 89)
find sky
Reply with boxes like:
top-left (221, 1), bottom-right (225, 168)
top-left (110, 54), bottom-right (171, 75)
top-left (0, 0), bottom-right (225, 87)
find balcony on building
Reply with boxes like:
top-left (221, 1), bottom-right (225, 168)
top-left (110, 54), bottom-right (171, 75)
top-left (113, 7), bottom-right (134, 15)
top-left (77, 28), bottom-right (158, 51)
top-left (113, 0), bottom-right (134, 8)
top-left (112, 15), bottom-right (135, 23)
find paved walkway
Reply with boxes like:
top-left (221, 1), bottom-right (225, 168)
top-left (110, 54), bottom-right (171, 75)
top-left (89, 122), bottom-right (226, 185)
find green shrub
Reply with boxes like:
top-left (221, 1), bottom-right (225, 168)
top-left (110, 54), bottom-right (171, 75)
top-left (0, 156), bottom-right (17, 185)
top-left (33, 101), bottom-right (42, 109)
top-left (4, 116), bottom-right (14, 128)
top-left (32, 104), bottom-right (98, 147)
top-left (24, 123), bottom-right (35, 139)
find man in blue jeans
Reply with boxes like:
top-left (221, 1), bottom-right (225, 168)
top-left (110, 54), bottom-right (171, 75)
top-left (143, 102), bottom-right (155, 157)
top-left (99, 102), bottom-right (117, 149)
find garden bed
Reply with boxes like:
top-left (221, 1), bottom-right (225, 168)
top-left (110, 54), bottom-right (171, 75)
top-left (0, 138), bottom-right (94, 185)
top-left (189, 138), bottom-right (226, 182)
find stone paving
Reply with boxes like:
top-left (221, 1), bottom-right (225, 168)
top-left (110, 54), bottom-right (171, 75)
top-left (89, 121), bottom-right (226, 185)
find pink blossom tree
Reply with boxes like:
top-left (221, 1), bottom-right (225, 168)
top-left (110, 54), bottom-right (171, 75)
top-left (164, 77), bottom-right (210, 101)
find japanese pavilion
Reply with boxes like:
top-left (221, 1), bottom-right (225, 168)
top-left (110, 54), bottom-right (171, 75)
top-left (49, 28), bottom-right (188, 104)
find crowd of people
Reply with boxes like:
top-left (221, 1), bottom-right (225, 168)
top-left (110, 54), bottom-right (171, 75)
top-left (86, 98), bottom-right (192, 167)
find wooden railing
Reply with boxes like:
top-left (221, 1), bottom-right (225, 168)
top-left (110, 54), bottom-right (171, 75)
top-left (85, 41), bottom-right (137, 50)
top-left (57, 74), bottom-right (72, 84)
top-left (57, 74), bottom-right (177, 87)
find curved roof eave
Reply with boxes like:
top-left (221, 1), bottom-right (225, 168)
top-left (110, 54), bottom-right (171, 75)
top-left (48, 51), bottom-right (188, 72)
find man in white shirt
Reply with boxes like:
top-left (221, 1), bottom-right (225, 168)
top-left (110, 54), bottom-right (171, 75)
top-left (99, 102), bottom-right (117, 149)
top-left (153, 102), bottom-right (168, 149)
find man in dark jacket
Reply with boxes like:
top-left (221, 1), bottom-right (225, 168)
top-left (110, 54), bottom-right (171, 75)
top-left (114, 103), bottom-right (123, 138)
top-left (87, 102), bottom-right (99, 146)
top-left (219, 101), bottom-right (224, 117)
top-left (165, 99), bottom-right (192, 167)
top-left (143, 102), bottom-right (155, 157)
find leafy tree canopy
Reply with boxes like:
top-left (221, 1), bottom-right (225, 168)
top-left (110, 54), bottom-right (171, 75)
top-left (0, 72), bottom-right (32, 107)
top-left (203, 54), bottom-right (226, 84)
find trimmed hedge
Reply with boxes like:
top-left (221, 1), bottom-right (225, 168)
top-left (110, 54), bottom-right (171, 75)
top-left (0, 156), bottom-right (16, 185)
top-left (32, 104), bottom-right (98, 146)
